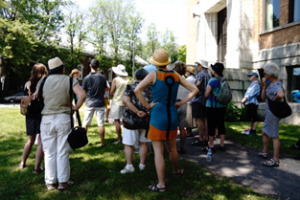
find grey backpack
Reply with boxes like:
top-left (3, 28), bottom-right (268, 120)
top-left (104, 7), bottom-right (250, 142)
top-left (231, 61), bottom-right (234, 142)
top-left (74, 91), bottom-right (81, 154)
top-left (215, 78), bottom-right (232, 104)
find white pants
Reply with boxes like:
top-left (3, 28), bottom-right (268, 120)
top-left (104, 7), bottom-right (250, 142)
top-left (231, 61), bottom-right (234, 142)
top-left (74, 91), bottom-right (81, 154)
top-left (40, 113), bottom-right (71, 184)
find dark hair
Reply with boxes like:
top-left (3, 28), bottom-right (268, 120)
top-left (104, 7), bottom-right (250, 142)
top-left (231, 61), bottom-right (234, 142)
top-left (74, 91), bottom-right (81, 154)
top-left (174, 61), bottom-right (186, 76)
top-left (29, 63), bottom-right (48, 84)
top-left (135, 68), bottom-right (148, 80)
top-left (90, 59), bottom-right (100, 70)
top-left (48, 67), bottom-right (64, 75)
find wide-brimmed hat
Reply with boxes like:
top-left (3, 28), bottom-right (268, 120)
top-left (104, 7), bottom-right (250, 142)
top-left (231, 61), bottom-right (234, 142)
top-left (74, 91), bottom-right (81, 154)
top-left (195, 59), bottom-right (209, 68)
top-left (69, 69), bottom-right (82, 77)
top-left (186, 66), bottom-right (195, 75)
top-left (149, 49), bottom-right (171, 67)
top-left (48, 57), bottom-right (65, 73)
top-left (211, 62), bottom-right (224, 77)
top-left (247, 72), bottom-right (258, 78)
top-left (112, 64), bottom-right (128, 76)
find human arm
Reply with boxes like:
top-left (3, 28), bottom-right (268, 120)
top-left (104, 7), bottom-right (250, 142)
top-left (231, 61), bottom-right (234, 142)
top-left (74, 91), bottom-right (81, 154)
top-left (123, 95), bottom-right (146, 118)
top-left (175, 76), bottom-right (198, 108)
top-left (134, 71), bottom-right (158, 109)
top-left (72, 83), bottom-right (86, 111)
top-left (261, 78), bottom-right (267, 100)
top-left (204, 84), bottom-right (212, 99)
top-left (109, 78), bottom-right (116, 98)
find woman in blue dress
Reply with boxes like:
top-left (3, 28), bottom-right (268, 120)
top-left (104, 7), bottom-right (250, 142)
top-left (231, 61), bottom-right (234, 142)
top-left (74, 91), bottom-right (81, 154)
top-left (135, 49), bottom-right (198, 192)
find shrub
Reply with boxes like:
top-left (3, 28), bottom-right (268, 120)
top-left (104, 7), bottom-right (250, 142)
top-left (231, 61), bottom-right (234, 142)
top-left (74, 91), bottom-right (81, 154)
top-left (225, 101), bottom-right (246, 121)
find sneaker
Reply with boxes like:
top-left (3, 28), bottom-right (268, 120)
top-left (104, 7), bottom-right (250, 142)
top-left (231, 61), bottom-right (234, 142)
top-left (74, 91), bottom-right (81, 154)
top-left (120, 166), bottom-right (135, 174)
top-left (139, 164), bottom-right (146, 171)
top-left (247, 130), bottom-right (257, 137)
top-left (241, 128), bottom-right (250, 134)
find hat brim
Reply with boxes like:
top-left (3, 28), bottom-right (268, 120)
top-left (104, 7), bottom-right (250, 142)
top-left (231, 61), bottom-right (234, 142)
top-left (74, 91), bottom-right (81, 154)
top-left (195, 62), bottom-right (209, 68)
top-left (48, 64), bottom-right (65, 73)
top-left (112, 67), bottom-right (128, 76)
top-left (211, 65), bottom-right (223, 77)
top-left (69, 71), bottom-right (82, 77)
top-left (247, 73), bottom-right (258, 78)
top-left (149, 57), bottom-right (171, 67)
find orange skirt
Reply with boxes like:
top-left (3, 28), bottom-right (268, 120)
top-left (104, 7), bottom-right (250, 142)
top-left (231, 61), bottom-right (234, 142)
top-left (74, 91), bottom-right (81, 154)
top-left (147, 124), bottom-right (178, 140)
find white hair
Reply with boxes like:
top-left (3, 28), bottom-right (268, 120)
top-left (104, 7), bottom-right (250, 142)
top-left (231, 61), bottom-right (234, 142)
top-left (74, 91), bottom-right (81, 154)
top-left (263, 62), bottom-right (280, 78)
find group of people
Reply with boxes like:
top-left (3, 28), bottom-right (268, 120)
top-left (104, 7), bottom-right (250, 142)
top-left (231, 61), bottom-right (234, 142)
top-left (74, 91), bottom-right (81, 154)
top-left (18, 48), bottom-right (297, 192)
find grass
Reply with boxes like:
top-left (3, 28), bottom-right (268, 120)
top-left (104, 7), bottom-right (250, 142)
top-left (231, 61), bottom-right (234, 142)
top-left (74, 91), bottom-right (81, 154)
top-left (225, 122), bottom-right (300, 155)
top-left (1, 106), bottom-right (295, 199)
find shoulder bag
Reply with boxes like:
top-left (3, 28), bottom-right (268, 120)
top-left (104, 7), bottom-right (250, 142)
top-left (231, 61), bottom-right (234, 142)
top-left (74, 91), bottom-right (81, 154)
top-left (267, 97), bottom-right (292, 119)
top-left (20, 82), bottom-right (32, 115)
top-left (67, 77), bottom-right (88, 150)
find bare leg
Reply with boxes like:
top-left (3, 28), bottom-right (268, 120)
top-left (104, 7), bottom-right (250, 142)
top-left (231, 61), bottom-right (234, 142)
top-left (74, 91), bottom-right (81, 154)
top-left (186, 127), bottom-right (192, 136)
top-left (114, 119), bottom-right (122, 142)
top-left (262, 131), bottom-right (270, 153)
top-left (251, 121), bottom-right (257, 130)
top-left (84, 126), bottom-right (88, 132)
top-left (166, 138), bottom-right (180, 174)
top-left (219, 134), bottom-right (225, 147)
top-left (99, 126), bottom-right (106, 146)
top-left (208, 136), bottom-right (214, 148)
top-left (151, 140), bottom-right (165, 188)
top-left (34, 134), bottom-right (44, 170)
top-left (124, 145), bottom-right (134, 165)
top-left (197, 119), bottom-right (204, 141)
top-left (20, 135), bottom-right (36, 167)
top-left (139, 142), bottom-right (148, 165)
top-left (179, 126), bottom-right (186, 151)
top-left (272, 137), bottom-right (280, 161)
top-left (105, 108), bottom-right (110, 122)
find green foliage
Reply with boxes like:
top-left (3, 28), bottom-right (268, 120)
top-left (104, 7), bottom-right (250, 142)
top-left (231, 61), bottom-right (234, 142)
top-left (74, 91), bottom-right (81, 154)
top-left (0, 107), bottom-right (274, 200)
top-left (225, 101), bottom-right (246, 121)
top-left (178, 45), bottom-right (186, 62)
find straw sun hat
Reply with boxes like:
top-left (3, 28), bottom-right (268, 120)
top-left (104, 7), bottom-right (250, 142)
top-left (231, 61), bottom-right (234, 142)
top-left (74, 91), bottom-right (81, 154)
top-left (69, 69), bottom-right (82, 77)
top-left (149, 49), bottom-right (171, 67)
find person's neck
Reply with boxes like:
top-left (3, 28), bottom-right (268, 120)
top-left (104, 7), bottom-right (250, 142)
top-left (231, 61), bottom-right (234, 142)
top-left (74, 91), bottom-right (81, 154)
top-left (90, 69), bottom-right (98, 73)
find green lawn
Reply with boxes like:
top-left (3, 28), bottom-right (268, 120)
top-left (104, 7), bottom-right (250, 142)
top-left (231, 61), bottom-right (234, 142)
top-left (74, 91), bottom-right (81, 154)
top-left (1, 106), bottom-right (295, 200)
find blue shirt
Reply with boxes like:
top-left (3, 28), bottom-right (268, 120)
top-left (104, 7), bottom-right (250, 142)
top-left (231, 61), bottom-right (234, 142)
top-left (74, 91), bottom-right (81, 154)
top-left (244, 80), bottom-right (260, 105)
top-left (206, 77), bottom-right (226, 108)
top-left (192, 70), bottom-right (210, 105)
top-left (143, 64), bottom-right (157, 73)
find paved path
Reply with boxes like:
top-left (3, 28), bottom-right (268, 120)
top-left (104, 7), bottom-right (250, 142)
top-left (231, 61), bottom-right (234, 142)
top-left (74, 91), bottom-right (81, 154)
top-left (177, 134), bottom-right (300, 200)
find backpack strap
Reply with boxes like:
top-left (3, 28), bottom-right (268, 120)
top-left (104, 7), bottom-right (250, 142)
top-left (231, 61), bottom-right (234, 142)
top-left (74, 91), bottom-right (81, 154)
top-left (38, 77), bottom-right (48, 101)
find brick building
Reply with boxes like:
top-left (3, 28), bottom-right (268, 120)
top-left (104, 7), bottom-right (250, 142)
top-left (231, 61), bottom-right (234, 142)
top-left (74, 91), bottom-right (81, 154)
top-left (187, 0), bottom-right (300, 124)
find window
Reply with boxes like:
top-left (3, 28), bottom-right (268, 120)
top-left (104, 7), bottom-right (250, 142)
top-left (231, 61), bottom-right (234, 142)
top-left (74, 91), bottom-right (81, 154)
top-left (289, 0), bottom-right (300, 22)
top-left (217, 8), bottom-right (227, 63)
top-left (287, 66), bottom-right (300, 102)
top-left (265, 0), bottom-right (280, 30)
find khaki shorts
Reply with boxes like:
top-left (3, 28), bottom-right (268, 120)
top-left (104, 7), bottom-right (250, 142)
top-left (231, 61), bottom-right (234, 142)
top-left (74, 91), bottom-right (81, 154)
top-left (122, 128), bottom-right (150, 146)
top-left (109, 100), bottom-right (125, 119)
top-left (83, 106), bottom-right (105, 127)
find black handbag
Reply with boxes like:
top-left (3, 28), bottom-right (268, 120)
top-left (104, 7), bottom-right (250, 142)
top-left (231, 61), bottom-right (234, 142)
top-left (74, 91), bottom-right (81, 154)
top-left (67, 77), bottom-right (88, 150)
top-left (267, 97), bottom-right (292, 119)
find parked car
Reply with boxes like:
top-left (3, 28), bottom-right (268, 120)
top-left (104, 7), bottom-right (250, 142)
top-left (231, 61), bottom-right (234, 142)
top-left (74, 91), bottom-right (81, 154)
top-left (4, 92), bottom-right (24, 103)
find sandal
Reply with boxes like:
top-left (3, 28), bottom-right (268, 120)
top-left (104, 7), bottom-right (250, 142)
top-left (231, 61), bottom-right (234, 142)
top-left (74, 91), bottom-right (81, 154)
top-left (33, 166), bottom-right (44, 174)
top-left (173, 169), bottom-right (184, 176)
top-left (177, 148), bottom-right (186, 154)
top-left (148, 184), bottom-right (166, 192)
top-left (258, 152), bottom-right (268, 159)
top-left (263, 159), bottom-right (279, 167)
top-left (58, 181), bottom-right (74, 190)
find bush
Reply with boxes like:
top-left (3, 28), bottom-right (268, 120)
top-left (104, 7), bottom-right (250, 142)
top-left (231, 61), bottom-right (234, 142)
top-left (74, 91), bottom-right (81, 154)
top-left (225, 101), bottom-right (246, 121)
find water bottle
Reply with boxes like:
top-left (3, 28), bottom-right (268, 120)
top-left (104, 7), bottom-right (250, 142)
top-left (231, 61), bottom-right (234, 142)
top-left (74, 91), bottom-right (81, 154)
top-left (207, 147), bottom-right (212, 162)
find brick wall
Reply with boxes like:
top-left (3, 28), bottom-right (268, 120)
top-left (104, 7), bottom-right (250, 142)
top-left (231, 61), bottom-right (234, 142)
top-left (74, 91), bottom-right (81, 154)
top-left (260, 24), bottom-right (300, 49)
top-left (253, 0), bottom-right (262, 43)
top-left (279, 0), bottom-right (289, 25)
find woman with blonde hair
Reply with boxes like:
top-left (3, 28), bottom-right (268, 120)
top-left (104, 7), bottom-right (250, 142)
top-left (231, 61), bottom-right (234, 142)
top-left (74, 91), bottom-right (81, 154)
top-left (135, 49), bottom-right (198, 192)
top-left (19, 63), bottom-right (48, 173)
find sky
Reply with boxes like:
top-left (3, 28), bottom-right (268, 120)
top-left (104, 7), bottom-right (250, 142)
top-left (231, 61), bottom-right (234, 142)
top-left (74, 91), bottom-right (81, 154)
top-left (74, 0), bottom-right (187, 45)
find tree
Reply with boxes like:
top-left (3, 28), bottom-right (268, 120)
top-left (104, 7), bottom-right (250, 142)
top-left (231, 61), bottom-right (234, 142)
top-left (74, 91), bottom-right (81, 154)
top-left (178, 45), bottom-right (186, 62)
top-left (161, 29), bottom-right (179, 62)
top-left (63, 5), bottom-right (89, 73)
top-left (89, 0), bottom-right (143, 70)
